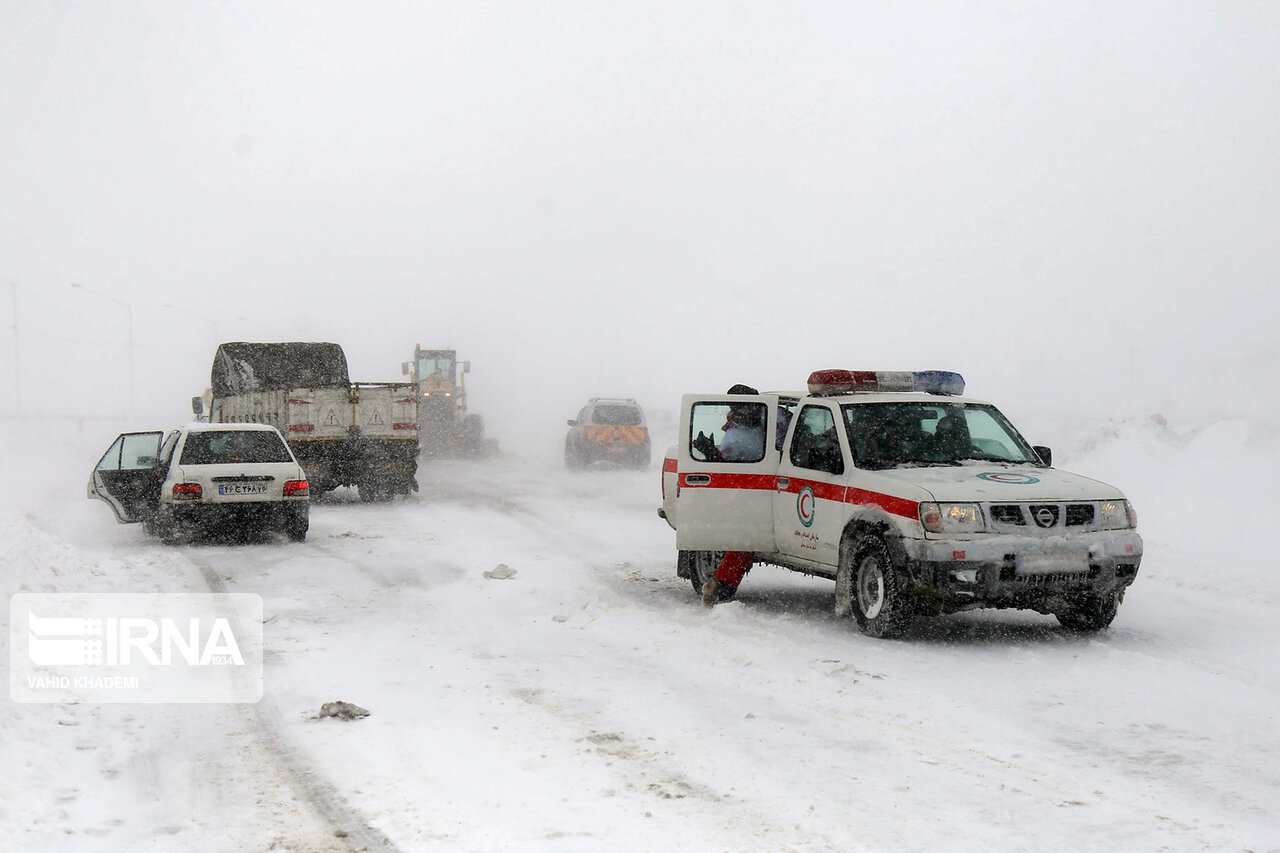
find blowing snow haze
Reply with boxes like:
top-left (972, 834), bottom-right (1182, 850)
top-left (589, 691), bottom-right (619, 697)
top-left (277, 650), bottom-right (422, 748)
top-left (2, 2), bottom-right (1278, 454)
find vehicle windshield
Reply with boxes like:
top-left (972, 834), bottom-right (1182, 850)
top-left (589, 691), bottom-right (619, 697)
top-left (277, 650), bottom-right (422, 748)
top-left (592, 405), bottom-right (643, 426)
top-left (416, 354), bottom-right (456, 381)
top-left (179, 430), bottom-right (293, 465)
top-left (841, 402), bottom-right (1041, 469)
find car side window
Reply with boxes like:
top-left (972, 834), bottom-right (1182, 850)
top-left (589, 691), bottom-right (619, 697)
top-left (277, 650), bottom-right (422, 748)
top-left (98, 433), bottom-right (162, 471)
top-left (689, 402), bottom-right (767, 463)
top-left (158, 431), bottom-right (180, 468)
top-left (789, 405), bottom-right (844, 475)
top-left (96, 436), bottom-right (125, 471)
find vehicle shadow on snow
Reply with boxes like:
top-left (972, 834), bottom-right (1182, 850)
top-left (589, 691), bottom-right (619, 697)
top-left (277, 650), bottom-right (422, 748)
top-left (733, 584), bottom-right (1099, 646)
top-left (173, 527), bottom-right (296, 547)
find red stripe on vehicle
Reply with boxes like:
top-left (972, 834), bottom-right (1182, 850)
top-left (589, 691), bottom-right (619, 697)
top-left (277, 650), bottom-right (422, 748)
top-left (288, 399), bottom-right (312, 405)
top-left (680, 472), bottom-right (779, 490)
top-left (846, 487), bottom-right (918, 519)
top-left (393, 422), bottom-right (417, 430)
top-left (663, 457), bottom-right (678, 473)
top-left (775, 475), bottom-right (847, 503)
top-left (288, 424), bottom-right (315, 432)
top-left (681, 470), bottom-right (919, 520)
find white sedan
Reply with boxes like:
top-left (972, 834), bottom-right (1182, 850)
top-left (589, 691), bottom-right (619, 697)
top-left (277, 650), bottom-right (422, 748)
top-left (88, 423), bottom-right (310, 543)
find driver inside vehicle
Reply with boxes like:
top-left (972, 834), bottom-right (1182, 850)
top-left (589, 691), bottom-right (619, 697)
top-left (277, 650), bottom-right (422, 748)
top-left (931, 413), bottom-right (969, 458)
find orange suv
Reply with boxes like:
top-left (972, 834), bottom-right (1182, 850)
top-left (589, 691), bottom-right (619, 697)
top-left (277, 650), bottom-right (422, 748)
top-left (565, 398), bottom-right (651, 470)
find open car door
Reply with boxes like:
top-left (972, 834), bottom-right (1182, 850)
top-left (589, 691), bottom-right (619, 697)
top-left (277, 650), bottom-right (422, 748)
top-left (674, 394), bottom-right (778, 552)
top-left (87, 431), bottom-right (165, 523)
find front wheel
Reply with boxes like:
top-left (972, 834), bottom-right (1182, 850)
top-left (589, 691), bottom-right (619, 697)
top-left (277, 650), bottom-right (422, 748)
top-left (1056, 591), bottom-right (1120, 632)
top-left (844, 536), bottom-right (912, 638)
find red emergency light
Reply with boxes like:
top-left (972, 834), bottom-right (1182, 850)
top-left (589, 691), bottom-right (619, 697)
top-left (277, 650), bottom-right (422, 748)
top-left (806, 370), bottom-right (965, 396)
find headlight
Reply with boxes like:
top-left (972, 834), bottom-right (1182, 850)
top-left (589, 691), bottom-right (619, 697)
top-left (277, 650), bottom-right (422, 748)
top-left (920, 502), bottom-right (986, 534)
top-left (1100, 499), bottom-right (1137, 530)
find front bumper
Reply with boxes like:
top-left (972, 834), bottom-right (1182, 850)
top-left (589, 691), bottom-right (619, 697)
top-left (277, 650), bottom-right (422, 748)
top-left (900, 530), bottom-right (1143, 614)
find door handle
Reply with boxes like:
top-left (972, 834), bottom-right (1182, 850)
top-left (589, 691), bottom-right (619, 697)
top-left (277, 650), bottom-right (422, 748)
top-left (776, 477), bottom-right (789, 490)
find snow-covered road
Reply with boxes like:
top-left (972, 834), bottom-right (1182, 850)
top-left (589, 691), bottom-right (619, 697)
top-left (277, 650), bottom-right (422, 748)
top-left (3, 417), bottom-right (1278, 852)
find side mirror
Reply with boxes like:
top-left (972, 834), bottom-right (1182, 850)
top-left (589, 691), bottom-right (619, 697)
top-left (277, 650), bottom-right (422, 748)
top-left (566, 419), bottom-right (577, 427)
top-left (401, 361), bottom-right (410, 376)
top-left (462, 361), bottom-right (471, 375)
top-left (136, 455), bottom-right (157, 467)
top-left (1033, 445), bottom-right (1052, 467)
top-left (191, 396), bottom-right (204, 416)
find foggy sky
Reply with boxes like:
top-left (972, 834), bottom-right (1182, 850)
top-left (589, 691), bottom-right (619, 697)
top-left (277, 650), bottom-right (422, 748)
top-left (3, 2), bottom-right (1277, 456)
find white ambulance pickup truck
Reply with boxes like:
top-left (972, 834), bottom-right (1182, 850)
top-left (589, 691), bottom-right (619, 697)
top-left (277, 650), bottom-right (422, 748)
top-left (658, 370), bottom-right (1143, 637)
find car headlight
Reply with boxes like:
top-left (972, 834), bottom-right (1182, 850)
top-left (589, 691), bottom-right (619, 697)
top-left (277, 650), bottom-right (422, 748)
top-left (1100, 499), bottom-right (1137, 530)
top-left (920, 502), bottom-right (986, 534)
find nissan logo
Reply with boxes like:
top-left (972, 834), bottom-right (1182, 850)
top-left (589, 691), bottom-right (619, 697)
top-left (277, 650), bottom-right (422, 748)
top-left (1034, 507), bottom-right (1057, 528)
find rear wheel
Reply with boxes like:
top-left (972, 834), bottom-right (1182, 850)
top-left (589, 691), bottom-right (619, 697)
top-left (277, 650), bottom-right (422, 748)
top-left (564, 437), bottom-right (585, 470)
top-left (284, 506), bottom-right (309, 542)
top-left (357, 478), bottom-right (389, 502)
top-left (687, 550), bottom-right (735, 602)
top-left (846, 536), bottom-right (911, 638)
top-left (151, 507), bottom-right (192, 545)
top-left (1056, 591), bottom-right (1120, 632)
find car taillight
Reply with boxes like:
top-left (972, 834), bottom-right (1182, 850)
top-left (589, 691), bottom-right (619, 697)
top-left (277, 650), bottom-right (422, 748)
top-left (172, 483), bottom-right (202, 501)
top-left (284, 480), bottom-right (309, 497)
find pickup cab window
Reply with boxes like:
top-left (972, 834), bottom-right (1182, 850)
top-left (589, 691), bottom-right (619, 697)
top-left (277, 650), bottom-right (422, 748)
top-left (842, 402), bottom-right (1040, 469)
top-left (789, 405), bottom-right (844, 475)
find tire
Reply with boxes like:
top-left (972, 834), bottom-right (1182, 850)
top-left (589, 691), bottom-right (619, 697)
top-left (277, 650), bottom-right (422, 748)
top-left (1056, 591), bottom-right (1120, 632)
top-left (462, 414), bottom-right (485, 457)
top-left (151, 507), bottom-right (187, 545)
top-left (285, 507), bottom-right (309, 542)
top-left (357, 479), bottom-right (388, 502)
top-left (564, 437), bottom-right (584, 471)
top-left (688, 550), bottom-right (735, 601)
top-left (845, 536), bottom-right (912, 638)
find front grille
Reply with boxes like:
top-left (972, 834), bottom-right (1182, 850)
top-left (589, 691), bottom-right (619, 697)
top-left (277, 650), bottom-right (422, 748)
top-left (987, 502), bottom-right (1098, 530)
top-left (1029, 505), bottom-right (1061, 528)
top-left (990, 505), bottom-right (1025, 525)
top-left (1066, 504), bottom-right (1095, 526)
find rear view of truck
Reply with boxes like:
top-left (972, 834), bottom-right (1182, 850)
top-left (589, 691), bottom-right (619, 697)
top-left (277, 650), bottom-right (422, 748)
top-left (206, 342), bottom-right (418, 500)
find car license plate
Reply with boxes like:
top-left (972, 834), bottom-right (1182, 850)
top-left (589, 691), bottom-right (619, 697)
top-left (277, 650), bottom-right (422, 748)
top-left (218, 483), bottom-right (268, 496)
top-left (1016, 550), bottom-right (1089, 575)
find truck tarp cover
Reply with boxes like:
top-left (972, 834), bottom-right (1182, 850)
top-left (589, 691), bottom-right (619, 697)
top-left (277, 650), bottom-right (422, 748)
top-left (212, 342), bottom-right (350, 396)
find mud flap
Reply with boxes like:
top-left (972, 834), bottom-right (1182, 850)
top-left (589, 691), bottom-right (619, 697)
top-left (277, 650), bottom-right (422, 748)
top-left (834, 558), bottom-right (854, 618)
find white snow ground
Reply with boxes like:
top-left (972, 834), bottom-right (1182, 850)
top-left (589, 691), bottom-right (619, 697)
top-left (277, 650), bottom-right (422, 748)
top-left (2, 414), bottom-right (1279, 852)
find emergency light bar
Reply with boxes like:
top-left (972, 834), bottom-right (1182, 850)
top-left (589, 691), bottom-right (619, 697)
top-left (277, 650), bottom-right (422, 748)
top-left (807, 369), bottom-right (965, 396)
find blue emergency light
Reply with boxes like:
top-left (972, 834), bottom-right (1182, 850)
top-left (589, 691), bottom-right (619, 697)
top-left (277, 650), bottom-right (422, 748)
top-left (806, 369), bottom-right (965, 396)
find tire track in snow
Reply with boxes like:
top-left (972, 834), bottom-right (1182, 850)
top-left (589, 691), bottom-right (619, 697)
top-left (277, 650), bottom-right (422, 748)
top-left (184, 547), bottom-right (402, 853)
